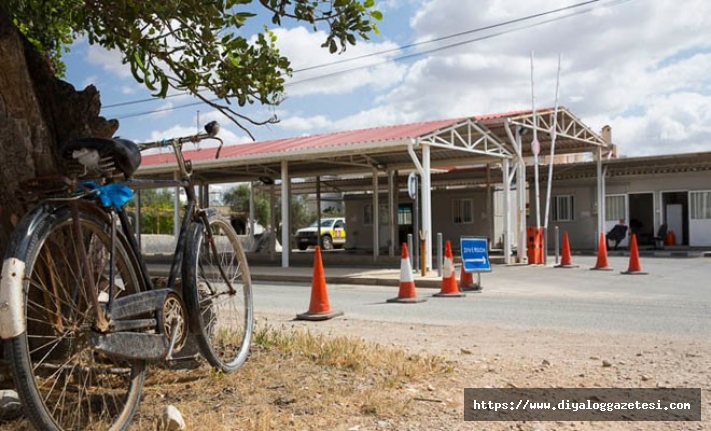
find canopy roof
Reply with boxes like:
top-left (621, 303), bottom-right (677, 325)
top-left (279, 151), bottom-right (711, 196)
top-left (136, 107), bottom-right (609, 184)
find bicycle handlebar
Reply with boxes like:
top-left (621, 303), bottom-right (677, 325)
top-left (138, 121), bottom-right (225, 159)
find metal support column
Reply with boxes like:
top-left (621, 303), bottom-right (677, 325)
top-left (281, 160), bottom-right (290, 268)
top-left (422, 144), bottom-right (432, 271)
top-left (503, 158), bottom-right (511, 264)
top-left (515, 128), bottom-right (527, 264)
top-left (372, 169), bottom-right (379, 261)
top-left (388, 169), bottom-right (396, 257)
top-left (596, 147), bottom-right (603, 242)
top-left (270, 183), bottom-right (276, 260)
top-left (248, 182), bottom-right (255, 251)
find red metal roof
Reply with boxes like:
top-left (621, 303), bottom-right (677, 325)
top-left (140, 110), bottom-right (528, 168)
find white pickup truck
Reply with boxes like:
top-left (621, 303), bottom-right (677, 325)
top-left (295, 217), bottom-right (346, 250)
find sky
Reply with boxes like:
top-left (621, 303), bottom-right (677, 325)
top-left (63, 0), bottom-right (711, 158)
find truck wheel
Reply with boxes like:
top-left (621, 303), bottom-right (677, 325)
top-left (321, 235), bottom-right (333, 250)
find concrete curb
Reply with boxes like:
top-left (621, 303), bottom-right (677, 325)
top-left (252, 273), bottom-right (442, 289)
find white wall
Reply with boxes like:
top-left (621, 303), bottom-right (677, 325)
top-left (690, 220), bottom-right (711, 246)
top-left (345, 189), bottom-right (492, 252)
top-left (344, 169), bottom-right (711, 253)
top-left (540, 170), bottom-right (711, 249)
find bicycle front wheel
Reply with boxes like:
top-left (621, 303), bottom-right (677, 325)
top-left (3, 206), bottom-right (145, 431)
top-left (183, 218), bottom-right (253, 373)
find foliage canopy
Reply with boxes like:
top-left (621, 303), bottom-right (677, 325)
top-left (4, 0), bottom-right (381, 136)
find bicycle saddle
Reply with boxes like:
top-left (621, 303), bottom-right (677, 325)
top-left (62, 137), bottom-right (142, 179)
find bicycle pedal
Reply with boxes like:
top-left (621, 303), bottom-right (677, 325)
top-left (91, 332), bottom-right (169, 361)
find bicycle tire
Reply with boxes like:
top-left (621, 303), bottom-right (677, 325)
top-left (183, 217), bottom-right (253, 373)
top-left (3, 205), bottom-right (145, 431)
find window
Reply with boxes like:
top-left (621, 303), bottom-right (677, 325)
top-left (552, 195), bottom-right (574, 222)
top-left (690, 191), bottom-right (711, 219)
top-left (605, 195), bottom-right (626, 222)
top-left (398, 204), bottom-right (413, 225)
top-left (452, 198), bottom-right (473, 224)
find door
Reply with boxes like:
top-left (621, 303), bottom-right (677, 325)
top-left (604, 194), bottom-right (628, 248)
top-left (661, 192), bottom-right (688, 245)
top-left (628, 193), bottom-right (654, 245)
top-left (666, 204), bottom-right (683, 246)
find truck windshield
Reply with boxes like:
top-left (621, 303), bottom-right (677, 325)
top-left (309, 220), bottom-right (334, 227)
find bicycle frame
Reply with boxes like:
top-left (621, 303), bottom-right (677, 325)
top-left (0, 121), bottom-right (253, 431)
top-left (118, 177), bottom-right (197, 294)
top-left (112, 122), bottom-right (224, 298)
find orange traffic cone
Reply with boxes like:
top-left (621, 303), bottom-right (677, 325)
top-left (387, 243), bottom-right (426, 304)
top-left (459, 265), bottom-right (483, 292)
top-left (555, 232), bottom-right (578, 268)
top-left (296, 246), bottom-right (344, 320)
top-left (590, 233), bottom-right (613, 271)
top-left (621, 234), bottom-right (647, 275)
top-left (459, 264), bottom-right (479, 291)
top-left (434, 240), bottom-right (465, 297)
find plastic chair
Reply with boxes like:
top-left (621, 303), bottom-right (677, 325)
top-left (653, 224), bottom-right (668, 249)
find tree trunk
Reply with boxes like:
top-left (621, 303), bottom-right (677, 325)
top-left (0, 8), bottom-right (117, 384)
top-left (0, 8), bottom-right (117, 252)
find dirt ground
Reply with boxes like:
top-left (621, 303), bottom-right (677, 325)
top-left (258, 312), bottom-right (711, 431)
top-left (2, 312), bottom-right (708, 431)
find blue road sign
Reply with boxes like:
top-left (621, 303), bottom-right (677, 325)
top-left (460, 236), bottom-right (491, 272)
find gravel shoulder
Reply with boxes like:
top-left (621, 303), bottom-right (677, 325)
top-left (260, 311), bottom-right (711, 431)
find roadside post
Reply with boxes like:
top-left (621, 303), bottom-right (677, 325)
top-left (437, 233), bottom-right (443, 277)
top-left (460, 236), bottom-right (491, 291)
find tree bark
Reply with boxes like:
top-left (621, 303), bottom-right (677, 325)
top-left (0, 8), bottom-right (117, 252)
top-left (0, 9), bottom-right (117, 379)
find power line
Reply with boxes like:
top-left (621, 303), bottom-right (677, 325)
top-left (111, 0), bottom-right (630, 119)
top-left (287, 0), bottom-right (630, 87)
top-left (294, 0), bottom-right (601, 73)
top-left (103, 92), bottom-right (187, 109)
top-left (105, 0), bottom-right (603, 111)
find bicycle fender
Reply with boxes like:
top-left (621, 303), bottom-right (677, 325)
top-left (0, 205), bottom-right (56, 339)
top-left (0, 258), bottom-right (26, 338)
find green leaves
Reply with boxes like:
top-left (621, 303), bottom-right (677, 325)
top-left (6, 0), bottom-right (382, 132)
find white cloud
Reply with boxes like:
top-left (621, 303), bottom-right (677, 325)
top-left (146, 120), bottom-right (248, 150)
top-left (608, 92), bottom-right (711, 156)
top-left (318, 0), bottom-right (711, 155)
top-left (149, 101), bottom-right (174, 118)
top-left (85, 45), bottom-right (131, 78)
top-left (377, 0), bottom-right (418, 11)
top-left (75, 0), bottom-right (711, 157)
top-left (277, 114), bottom-right (332, 131)
top-left (273, 27), bottom-right (406, 97)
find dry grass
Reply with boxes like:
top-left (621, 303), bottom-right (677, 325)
top-left (4, 324), bottom-right (454, 431)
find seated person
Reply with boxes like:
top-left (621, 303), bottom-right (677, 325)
top-left (606, 219), bottom-right (628, 250)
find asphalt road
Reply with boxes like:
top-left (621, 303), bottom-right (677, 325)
top-left (253, 255), bottom-right (711, 337)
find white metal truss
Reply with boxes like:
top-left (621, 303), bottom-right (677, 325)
top-left (507, 106), bottom-right (608, 147)
top-left (417, 118), bottom-right (513, 158)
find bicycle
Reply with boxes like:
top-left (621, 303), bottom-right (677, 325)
top-left (0, 121), bottom-right (253, 431)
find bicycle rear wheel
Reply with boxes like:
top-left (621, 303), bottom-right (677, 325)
top-left (3, 206), bottom-right (145, 431)
top-left (183, 218), bottom-right (253, 373)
